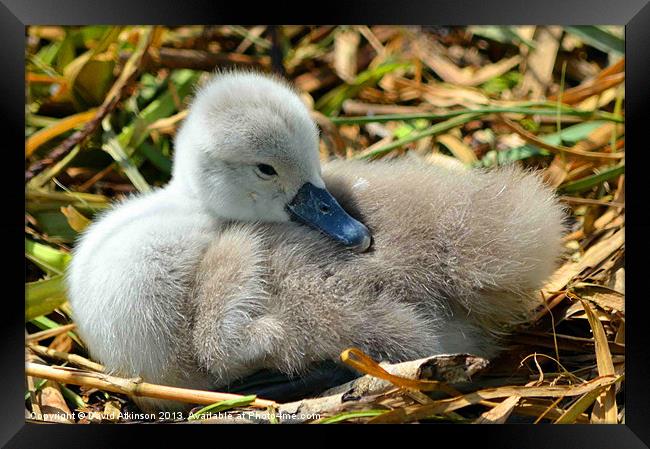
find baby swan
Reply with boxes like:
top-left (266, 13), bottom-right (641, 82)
top-left (67, 71), bottom-right (565, 411)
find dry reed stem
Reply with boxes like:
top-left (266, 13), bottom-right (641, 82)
top-left (370, 375), bottom-right (619, 423)
top-left (28, 344), bottom-right (105, 372)
top-left (25, 362), bottom-right (277, 409)
top-left (26, 324), bottom-right (77, 343)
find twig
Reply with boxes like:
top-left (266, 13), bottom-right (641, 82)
top-left (548, 72), bottom-right (625, 105)
top-left (26, 324), bottom-right (77, 343)
top-left (343, 99), bottom-right (438, 115)
top-left (27, 344), bottom-right (105, 372)
top-left (263, 353), bottom-right (489, 423)
top-left (25, 108), bottom-right (98, 158)
top-left (77, 163), bottom-right (116, 193)
top-left (25, 362), bottom-right (277, 409)
top-left (559, 196), bottom-right (624, 208)
top-left (127, 47), bottom-right (271, 71)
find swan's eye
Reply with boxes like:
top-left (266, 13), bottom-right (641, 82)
top-left (256, 164), bottom-right (277, 177)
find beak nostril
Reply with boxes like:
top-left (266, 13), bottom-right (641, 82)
top-left (319, 204), bottom-right (331, 214)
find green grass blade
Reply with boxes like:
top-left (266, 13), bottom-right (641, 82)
top-left (355, 113), bottom-right (482, 160)
top-left (27, 145), bottom-right (83, 190)
top-left (468, 26), bottom-right (536, 49)
top-left (559, 164), bottom-right (625, 194)
top-left (102, 135), bottom-right (152, 194)
top-left (330, 107), bottom-right (623, 126)
top-left (60, 385), bottom-right (86, 409)
top-left (317, 409), bottom-right (388, 424)
top-left (187, 395), bottom-right (257, 421)
top-left (565, 26), bottom-right (624, 55)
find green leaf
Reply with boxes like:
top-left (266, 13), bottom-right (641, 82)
top-left (62, 26), bottom-right (121, 108)
top-left (78, 26), bottom-right (112, 48)
top-left (559, 164), bottom-right (625, 194)
top-left (25, 378), bottom-right (49, 401)
top-left (318, 409), bottom-right (388, 424)
top-left (30, 315), bottom-right (64, 331)
top-left (479, 145), bottom-right (550, 167)
top-left (56, 34), bottom-right (77, 73)
top-left (29, 210), bottom-right (79, 243)
top-left (28, 144), bottom-right (83, 190)
top-left (120, 69), bottom-right (200, 150)
top-left (330, 108), bottom-right (622, 126)
top-left (60, 385), bottom-right (86, 409)
top-left (26, 274), bottom-right (68, 321)
top-left (543, 121), bottom-right (611, 145)
top-left (565, 26), bottom-right (625, 55)
top-left (102, 132), bottom-right (152, 193)
top-left (25, 239), bottom-right (71, 276)
top-left (36, 42), bottom-right (62, 67)
top-left (135, 73), bottom-right (167, 109)
top-left (187, 395), bottom-right (257, 421)
top-left (26, 189), bottom-right (110, 215)
top-left (468, 26), bottom-right (536, 49)
top-left (481, 71), bottom-right (522, 95)
top-left (72, 58), bottom-right (116, 107)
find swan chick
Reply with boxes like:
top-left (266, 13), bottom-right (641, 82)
top-left (67, 70), bottom-right (566, 411)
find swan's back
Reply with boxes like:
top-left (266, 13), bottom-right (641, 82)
top-left (191, 161), bottom-right (566, 384)
top-left (323, 159), bottom-right (565, 326)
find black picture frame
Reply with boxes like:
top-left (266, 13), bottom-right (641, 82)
top-left (5, 1), bottom-right (649, 446)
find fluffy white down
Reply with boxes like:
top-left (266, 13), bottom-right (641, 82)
top-left (66, 71), bottom-right (566, 411)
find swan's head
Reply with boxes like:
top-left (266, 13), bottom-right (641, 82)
top-left (172, 71), bottom-right (371, 252)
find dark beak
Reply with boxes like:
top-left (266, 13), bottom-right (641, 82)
top-left (287, 182), bottom-right (372, 252)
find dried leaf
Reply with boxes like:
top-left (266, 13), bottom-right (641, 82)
top-left (581, 300), bottom-right (618, 423)
top-left (474, 395), bottom-right (520, 423)
top-left (554, 387), bottom-right (605, 424)
top-left (334, 28), bottom-right (360, 82)
top-left (543, 227), bottom-right (624, 294)
top-left (436, 134), bottom-right (477, 164)
top-left (371, 375), bottom-right (618, 424)
top-left (60, 205), bottom-right (91, 232)
top-left (519, 26), bottom-right (563, 99)
top-left (102, 400), bottom-right (122, 422)
top-left (37, 381), bottom-right (74, 423)
top-left (573, 283), bottom-right (624, 313)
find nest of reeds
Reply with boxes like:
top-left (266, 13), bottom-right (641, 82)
top-left (25, 25), bottom-right (624, 424)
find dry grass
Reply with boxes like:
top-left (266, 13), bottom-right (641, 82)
top-left (25, 25), bottom-right (625, 424)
